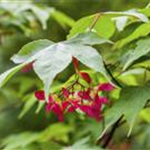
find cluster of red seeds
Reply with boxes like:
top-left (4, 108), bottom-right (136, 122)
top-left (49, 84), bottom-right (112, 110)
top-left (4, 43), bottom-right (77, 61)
top-left (35, 72), bottom-right (114, 122)
top-left (22, 58), bottom-right (114, 121)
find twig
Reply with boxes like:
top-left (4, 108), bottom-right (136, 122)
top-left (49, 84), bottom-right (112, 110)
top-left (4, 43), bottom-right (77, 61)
top-left (102, 116), bottom-right (123, 148)
top-left (89, 13), bottom-right (101, 31)
top-left (104, 62), bottom-right (122, 88)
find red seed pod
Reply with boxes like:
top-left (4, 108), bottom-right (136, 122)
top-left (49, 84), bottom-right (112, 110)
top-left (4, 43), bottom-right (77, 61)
top-left (98, 83), bottom-right (114, 91)
top-left (72, 57), bottom-right (79, 72)
top-left (62, 88), bottom-right (69, 98)
top-left (35, 90), bottom-right (45, 101)
top-left (80, 72), bottom-right (91, 84)
top-left (21, 62), bottom-right (33, 73)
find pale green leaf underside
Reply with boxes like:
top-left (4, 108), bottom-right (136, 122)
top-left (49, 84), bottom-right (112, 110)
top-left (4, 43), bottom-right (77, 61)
top-left (1, 32), bottom-right (110, 103)
top-left (105, 9), bottom-right (149, 22)
top-left (113, 16), bottom-right (128, 32)
top-left (11, 39), bottom-right (53, 64)
top-left (66, 32), bottom-right (113, 45)
top-left (33, 44), bottom-right (72, 102)
top-left (33, 41), bottom-right (109, 102)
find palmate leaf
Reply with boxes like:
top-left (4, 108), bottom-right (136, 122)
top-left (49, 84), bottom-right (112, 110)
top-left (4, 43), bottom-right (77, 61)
top-left (99, 80), bottom-right (150, 138)
top-left (33, 44), bottom-right (72, 101)
top-left (0, 32), bottom-right (111, 102)
top-left (122, 38), bottom-right (150, 70)
top-left (33, 34), bottom-right (111, 101)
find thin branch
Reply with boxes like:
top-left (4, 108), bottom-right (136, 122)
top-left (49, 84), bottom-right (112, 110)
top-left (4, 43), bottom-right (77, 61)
top-left (89, 13), bottom-right (101, 31)
top-left (104, 62), bottom-right (122, 88)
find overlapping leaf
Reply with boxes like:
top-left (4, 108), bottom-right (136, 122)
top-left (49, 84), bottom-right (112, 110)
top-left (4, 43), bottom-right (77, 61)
top-left (0, 2), bottom-right (74, 35)
top-left (0, 32), bottom-right (111, 102)
top-left (105, 9), bottom-right (149, 22)
top-left (114, 22), bottom-right (150, 49)
top-left (122, 38), bottom-right (150, 70)
top-left (99, 80), bottom-right (150, 138)
top-left (68, 14), bottom-right (116, 39)
top-left (68, 9), bottom-right (148, 39)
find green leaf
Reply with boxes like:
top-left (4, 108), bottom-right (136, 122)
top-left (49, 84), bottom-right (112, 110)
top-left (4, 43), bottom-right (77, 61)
top-left (1, 132), bottom-right (39, 150)
top-left (140, 108), bottom-right (150, 123)
top-left (63, 137), bottom-right (102, 150)
top-left (33, 42), bottom-right (108, 102)
top-left (0, 2), bottom-right (53, 31)
top-left (39, 123), bottom-right (74, 142)
top-left (1, 123), bottom-right (73, 149)
top-left (66, 44), bottom-right (108, 79)
top-left (94, 16), bottom-right (116, 38)
top-left (105, 9), bottom-right (149, 22)
top-left (68, 9), bottom-right (148, 40)
top-left (140, 8), bottom-right (150, 17)
top-left (11, 39), bottom-right (54, 64)
top-left (31, 6), bottom-right (53, 30)
top-left (121, 68), bottom-right (145, 76)
top-left (33, 44), bottom-right (72, 102)
top-left (99, 102), bottom-right (122, 139)
top-left (68, 14), bottom-right (116, 39)
top-left (100, 81), bottom-right (150, 138)
top-left (67, 15), bottom-right (94, 39)
top-left (122, 38), bottom-right (150, 70)
top-left (18, 94), bottom-right (37, 119)
top-left (2, 32), bottom-right (110, 102)
top-left (0, 64), bottom-right (25, 88)
top-left (66, 31), bottom-right (113, 45)
top-left (35, 101), bottom-right (45, 114)
top-left (114, 22), bottom-right (150, 49)
top-left (113, 16), bottom-right (128, 32)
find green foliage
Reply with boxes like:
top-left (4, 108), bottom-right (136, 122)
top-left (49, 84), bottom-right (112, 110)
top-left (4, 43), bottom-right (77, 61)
top-left (122, 38), bottom-right (150, 70)
top-left (114, 22), bottom-right (150, 49)
top-left (101, 80), bottom-right (150, 138)
top-left (1, 1), bottom-right (150, 150)
top-left (68, 14), bottom-right (116, 39)
top-left (1, 123), bottom-right (73, 150)
top-left (0, 32), bottom-right (111, 102)
top-left (0, 1), bottom-right (74, 36)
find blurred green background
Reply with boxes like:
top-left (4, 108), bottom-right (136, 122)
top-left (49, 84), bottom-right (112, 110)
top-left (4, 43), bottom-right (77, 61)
top-left (0, 0), bottom-right (150, 150)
